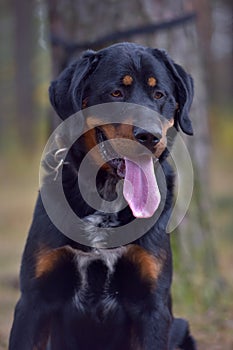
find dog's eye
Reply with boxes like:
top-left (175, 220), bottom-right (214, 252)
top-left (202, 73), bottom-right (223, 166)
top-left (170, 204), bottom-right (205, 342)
top-left (154, 91), bottom-right (164, 100)
top-left (111, 90), bottom-right (123, 98)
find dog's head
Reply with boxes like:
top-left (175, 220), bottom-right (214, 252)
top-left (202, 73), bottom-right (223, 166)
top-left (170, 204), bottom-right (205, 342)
top-left (49, 43), bottom-right (194, 218)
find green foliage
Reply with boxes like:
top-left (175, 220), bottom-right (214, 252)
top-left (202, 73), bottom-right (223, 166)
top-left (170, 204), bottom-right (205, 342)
top-left (172, 232), bottom-right (231, 314)
top-left (210, 105), bottom-right (233, 155)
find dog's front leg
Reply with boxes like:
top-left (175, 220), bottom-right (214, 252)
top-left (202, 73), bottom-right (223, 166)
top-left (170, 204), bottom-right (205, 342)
top-left (141, 305), bottom-right (172, 350)
top-left (9, 295), bottom-right (50, 350)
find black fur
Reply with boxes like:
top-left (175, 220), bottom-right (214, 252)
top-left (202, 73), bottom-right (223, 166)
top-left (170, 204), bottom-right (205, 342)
top-left (10, 43), bottom-right (196, 350)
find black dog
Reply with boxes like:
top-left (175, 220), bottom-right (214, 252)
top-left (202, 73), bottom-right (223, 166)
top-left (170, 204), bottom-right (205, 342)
top-left (10, 43), bottom-right (197, 349)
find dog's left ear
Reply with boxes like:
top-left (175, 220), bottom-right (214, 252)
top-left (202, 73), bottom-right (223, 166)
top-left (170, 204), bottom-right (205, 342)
top-left (152, 49), bottom-right (194, 135)
top-left (49, 50), bottom-right (99, 119)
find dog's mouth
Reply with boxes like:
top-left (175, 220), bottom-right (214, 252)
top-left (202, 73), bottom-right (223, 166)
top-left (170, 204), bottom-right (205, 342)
top-left (96, 127), bottom-right (161, 218)
top-left (96, 127), bottom-right (126, 177)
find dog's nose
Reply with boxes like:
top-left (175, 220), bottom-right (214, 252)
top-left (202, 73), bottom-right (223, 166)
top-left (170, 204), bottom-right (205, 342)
top-left (133, 127), bottom-right (161, 151)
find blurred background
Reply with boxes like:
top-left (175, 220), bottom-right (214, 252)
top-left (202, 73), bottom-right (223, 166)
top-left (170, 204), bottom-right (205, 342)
top-left (0, 0), bottom-right (232, 349)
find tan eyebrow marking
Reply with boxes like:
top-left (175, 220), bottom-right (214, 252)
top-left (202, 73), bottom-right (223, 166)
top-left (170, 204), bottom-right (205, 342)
top-left (122, 75), bottom-right (133, 86)
top-left (148, 77), bottom-right (157, 87)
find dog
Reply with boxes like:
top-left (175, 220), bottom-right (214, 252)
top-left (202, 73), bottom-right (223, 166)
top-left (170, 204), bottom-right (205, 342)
top-left (10, 42), bottom-right (197, 349)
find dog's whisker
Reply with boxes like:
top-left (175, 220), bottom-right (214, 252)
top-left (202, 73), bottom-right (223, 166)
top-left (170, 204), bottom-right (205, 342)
top-left (53, 158), bottom-right (69, 181)
top-left (54, 147), bottom-right (68, 162)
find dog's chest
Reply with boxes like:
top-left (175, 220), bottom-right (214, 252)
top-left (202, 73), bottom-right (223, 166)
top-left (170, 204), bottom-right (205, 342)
top-left (77, 246), bottom-right (162, 325)
top-left (36, 244), bottom-right (160, 320)
top-left (69, 248), bottom-right (125, 319)
top-left (75, 247), bottom-right (125, 298)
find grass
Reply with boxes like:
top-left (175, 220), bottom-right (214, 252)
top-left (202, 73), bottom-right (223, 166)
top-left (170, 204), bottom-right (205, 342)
top-left (0, 151), bottom-right (40, 348)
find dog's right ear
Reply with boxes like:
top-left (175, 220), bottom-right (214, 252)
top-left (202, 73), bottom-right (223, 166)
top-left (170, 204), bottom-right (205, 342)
top-left (49, 50), bottom-right (99, 119)
top-left (151, 49), bottom-right (194, 135)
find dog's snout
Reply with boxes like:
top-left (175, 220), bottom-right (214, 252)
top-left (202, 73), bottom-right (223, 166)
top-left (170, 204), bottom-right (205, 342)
top-left (133, 126), bottom-right (161, 150)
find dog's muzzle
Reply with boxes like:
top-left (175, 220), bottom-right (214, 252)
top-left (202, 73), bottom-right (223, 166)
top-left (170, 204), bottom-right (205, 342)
top-left (133, 126), bottom-right (162, 152)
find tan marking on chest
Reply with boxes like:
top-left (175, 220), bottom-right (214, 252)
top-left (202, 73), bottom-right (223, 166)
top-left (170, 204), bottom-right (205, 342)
top-left (124, 245), bottom-right (164, 284)
top-left (35, 246), bottom-right (75, 278)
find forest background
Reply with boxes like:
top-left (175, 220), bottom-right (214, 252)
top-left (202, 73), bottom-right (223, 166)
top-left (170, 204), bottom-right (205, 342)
top-left (0, 0), bottom-right (232, 349)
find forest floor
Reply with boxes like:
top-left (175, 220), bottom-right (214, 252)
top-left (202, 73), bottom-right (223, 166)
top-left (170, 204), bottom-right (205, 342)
top-left (0, 111), bottom-right (233, 349)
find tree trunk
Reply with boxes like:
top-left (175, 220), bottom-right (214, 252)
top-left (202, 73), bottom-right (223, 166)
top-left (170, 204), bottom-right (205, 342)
top-left (12, 0), bottom-right (36, 149)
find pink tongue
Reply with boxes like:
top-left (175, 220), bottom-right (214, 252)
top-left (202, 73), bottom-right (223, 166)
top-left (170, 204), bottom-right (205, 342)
top-left (123, 156), bottom-right (161, 218)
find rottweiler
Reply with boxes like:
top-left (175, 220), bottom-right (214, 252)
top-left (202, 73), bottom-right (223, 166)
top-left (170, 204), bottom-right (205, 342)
top-left (10, 42), bottom-right (197, 350)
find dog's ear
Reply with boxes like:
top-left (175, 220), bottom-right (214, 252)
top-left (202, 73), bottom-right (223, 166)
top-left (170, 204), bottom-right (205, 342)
top-left (152, 49), bottom-right (194, 135)
top-left (49, 50), bottom-right (99, 119)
